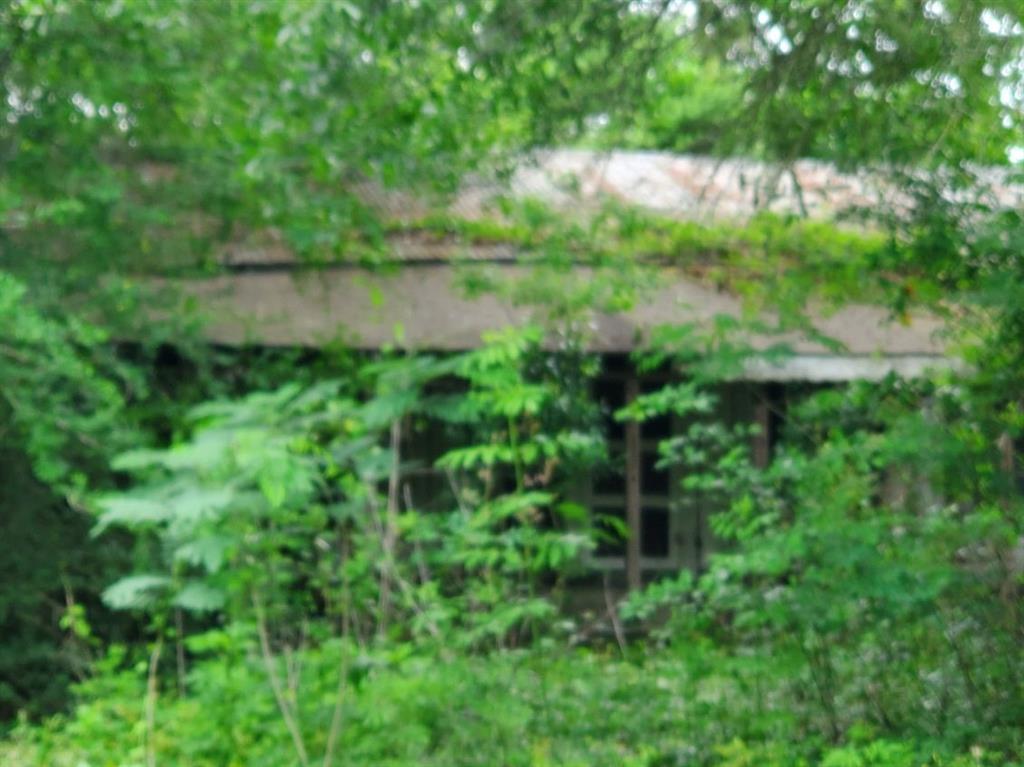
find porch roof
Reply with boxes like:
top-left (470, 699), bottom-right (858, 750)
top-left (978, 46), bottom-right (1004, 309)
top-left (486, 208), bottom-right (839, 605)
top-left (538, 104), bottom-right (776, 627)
top-left (183, 262), bottom-right (948, 382)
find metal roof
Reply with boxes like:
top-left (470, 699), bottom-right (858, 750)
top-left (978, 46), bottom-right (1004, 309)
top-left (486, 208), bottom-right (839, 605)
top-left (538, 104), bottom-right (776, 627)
top-left (349, 148), bottom-right (1024, 226)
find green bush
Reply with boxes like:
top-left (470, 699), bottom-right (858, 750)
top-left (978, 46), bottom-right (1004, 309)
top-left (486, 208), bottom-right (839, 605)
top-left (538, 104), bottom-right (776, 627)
top-left (2, 641), bottom-right (1017, 767)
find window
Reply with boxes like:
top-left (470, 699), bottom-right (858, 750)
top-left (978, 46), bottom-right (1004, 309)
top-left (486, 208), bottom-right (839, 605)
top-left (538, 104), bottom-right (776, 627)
top-left (587, 361), bottom-right (676, 572)
top-left (584, 366), bottom-right (786, 581)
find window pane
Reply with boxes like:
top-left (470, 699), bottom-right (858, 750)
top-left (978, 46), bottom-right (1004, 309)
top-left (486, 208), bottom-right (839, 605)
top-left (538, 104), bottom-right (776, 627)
top-left (641, 507), bottom-right (670, 558)
top-left (643, 415), bottom-right (672, 441)
top-left (594, 377), bottom-right (625, 440)
top-left (593, 466), bottom-right (625, 496)
top-left (642, 451), bottom-right (671, 496)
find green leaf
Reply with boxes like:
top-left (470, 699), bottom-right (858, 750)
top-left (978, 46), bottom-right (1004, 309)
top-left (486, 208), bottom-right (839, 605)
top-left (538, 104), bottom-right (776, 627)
top-left (93, 496), bottom-right (172, 534)
top-left (172, 582), bottom-right (226, 613)
top-left (102, 575), bottom-right (171, 610)
top-left (173, 536), bottom-right (233, 573)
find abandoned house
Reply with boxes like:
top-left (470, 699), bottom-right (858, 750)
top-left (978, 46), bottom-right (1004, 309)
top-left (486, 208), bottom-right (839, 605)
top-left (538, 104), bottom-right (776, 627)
top-left (177, 150), bottom-right (964, 591)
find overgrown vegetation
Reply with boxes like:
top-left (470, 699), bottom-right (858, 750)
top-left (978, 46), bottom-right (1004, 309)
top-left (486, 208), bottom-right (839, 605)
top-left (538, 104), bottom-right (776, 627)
top-left (5, 334), bottom-right (1023, 765)
top-left (3, 1), bottom-right (1024, 765)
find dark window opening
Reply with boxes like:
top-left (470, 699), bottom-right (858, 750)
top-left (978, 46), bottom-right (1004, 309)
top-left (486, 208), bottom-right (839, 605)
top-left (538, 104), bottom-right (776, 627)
top-left (593, 467), bottom-right (626, 497)
top-left (641, 507), bottom-right (670, 558)
top-left (641, 451), bottom-right (671, 496)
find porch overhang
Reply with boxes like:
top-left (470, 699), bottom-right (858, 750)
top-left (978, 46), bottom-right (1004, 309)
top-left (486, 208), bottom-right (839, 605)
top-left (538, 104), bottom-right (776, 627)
top-left (178, 262), bottom-right (952, 382)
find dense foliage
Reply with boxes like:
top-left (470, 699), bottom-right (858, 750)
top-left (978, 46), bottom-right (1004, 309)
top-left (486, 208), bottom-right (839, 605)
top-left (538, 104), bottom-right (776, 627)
top-left (3, 1), bottom-right (1024, 766)
top-left (5, 333), bottom-right (1023, 765)
top-left (0, 0), bottom-right (663, 720)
